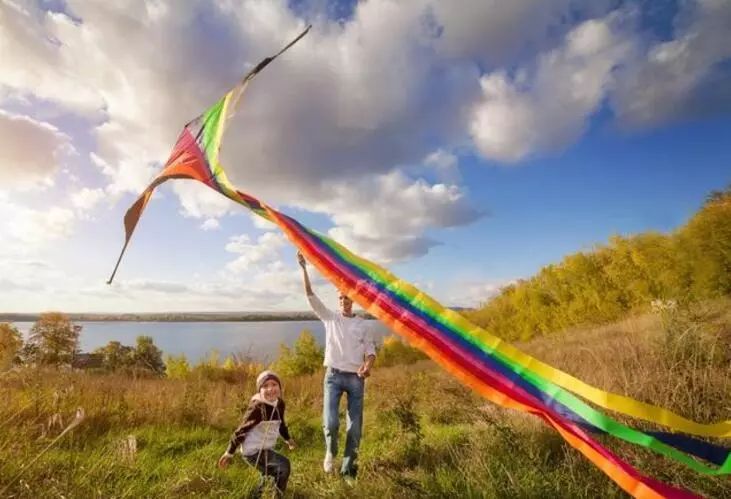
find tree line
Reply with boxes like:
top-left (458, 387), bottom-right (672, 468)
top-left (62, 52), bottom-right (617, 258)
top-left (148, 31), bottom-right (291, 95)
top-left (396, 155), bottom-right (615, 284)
top-left (0, 312), bottom-right (165, 375)
top-left (1, 317), bottom-right (426, 379)
top-left (465, 185), bottom-right (731, 341)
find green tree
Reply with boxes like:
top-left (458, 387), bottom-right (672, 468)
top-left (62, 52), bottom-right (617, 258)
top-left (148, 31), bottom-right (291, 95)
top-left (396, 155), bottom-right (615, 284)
top-left (133, 336), bottom-right (165, 375)
top-left (467, 185), bottom-right (731, 340)
top-left (29, 312), bottom-right (80, 366)
top-left (375, 336), bottom-right (427, 367)
top-left (222, 355), bottom-right (236, 370)
top-left (274, 330), bottom-right (323, 376)
top-left (164, 354), bottom-right (190, 379)
top-left (678, 188), bottom-right (731, 298)
top-left (93, 341), bottom-right (135, 371)
top-left (0, 323), bottom-right (23, 369)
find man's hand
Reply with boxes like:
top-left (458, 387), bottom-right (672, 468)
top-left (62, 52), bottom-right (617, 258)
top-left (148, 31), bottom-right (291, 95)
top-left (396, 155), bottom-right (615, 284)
top-left (218, 453), bottom-right (233, 469)
top-left (286, 439), bottom-right (296, 450)
top-left (357, 363), bottom-right (371, 379)
top-left (298, 251), bottom-right (314, 296)
top-left (358, 354), bottom-right (375, 379)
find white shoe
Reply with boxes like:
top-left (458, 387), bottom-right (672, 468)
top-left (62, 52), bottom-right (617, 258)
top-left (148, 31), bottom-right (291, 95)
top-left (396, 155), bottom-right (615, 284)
top-left (323, 453), bottom-right (334, 473)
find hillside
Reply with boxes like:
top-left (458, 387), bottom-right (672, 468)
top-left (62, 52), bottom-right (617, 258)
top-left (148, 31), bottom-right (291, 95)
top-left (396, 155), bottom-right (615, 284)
top-left (466, 186), bottom-right (731, 341)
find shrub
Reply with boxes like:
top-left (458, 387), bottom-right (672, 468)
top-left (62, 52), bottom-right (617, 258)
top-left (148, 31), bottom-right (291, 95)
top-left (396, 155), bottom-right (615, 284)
top-left (165, 354), bottom-right (191, 379)
top-left (376, 336), bottom-right (427, 367)
top-left (273, 330), bottom-right (323, 376)
top-left (0, 323), bottom-right (23, 369)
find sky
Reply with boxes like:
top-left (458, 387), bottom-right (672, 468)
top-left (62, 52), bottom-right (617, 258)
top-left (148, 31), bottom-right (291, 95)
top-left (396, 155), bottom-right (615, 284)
top-left (0, 0), bottom-right (730, 313)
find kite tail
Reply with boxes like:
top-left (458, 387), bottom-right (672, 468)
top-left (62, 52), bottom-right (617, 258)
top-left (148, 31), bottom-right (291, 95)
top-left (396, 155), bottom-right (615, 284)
top-left (264, 205), bottom-right (699, 498)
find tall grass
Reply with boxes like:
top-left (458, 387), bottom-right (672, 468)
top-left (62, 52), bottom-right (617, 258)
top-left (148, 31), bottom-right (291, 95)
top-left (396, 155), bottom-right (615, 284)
top-left (1, 300), bottom-right (730, 498)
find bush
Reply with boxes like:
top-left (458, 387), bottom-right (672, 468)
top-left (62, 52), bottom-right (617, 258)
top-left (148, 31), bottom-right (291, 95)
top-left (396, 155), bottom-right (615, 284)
top-left (28, 312), bottom-right (81, 366)
top-left (0, 323), bottom-right (23, 369)
top-left (376, 336), bottom-right (427, 367)
top-left (188, 350), bottom-right (261, 384)
top-left (165, 354), bottom-right (191, 379)
top-left (273, 330), bottom-right (323, 376)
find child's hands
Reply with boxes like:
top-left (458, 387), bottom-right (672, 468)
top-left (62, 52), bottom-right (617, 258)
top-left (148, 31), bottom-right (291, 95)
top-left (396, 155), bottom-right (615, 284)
top-left (287, 439), bottom-right (296, 450)
top-left (218, 453), bottom-right (233, 469)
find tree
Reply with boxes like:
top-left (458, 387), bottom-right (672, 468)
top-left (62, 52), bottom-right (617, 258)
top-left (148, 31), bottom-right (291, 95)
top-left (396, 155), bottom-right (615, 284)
top-left (133, 336), bottom-right (165, 375)
top-left (375, 335), bottom-right (427, 367)
top-left (94, 341), bottom-right (135, 371)
top-left (17, 342), bottom-right (40, 366)
top-left (29, 312), bottom-right (81, 366)
top-left (274, 330), bottom-right (323, 376)
top-left (0, 323), bottom-right (23, 369)
top-left (164, 354), bottom-right (190, 379)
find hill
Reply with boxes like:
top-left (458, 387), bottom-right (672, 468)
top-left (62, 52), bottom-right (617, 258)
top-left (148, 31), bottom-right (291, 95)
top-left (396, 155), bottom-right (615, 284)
top-left (466, 185), bottom-right (731, 341)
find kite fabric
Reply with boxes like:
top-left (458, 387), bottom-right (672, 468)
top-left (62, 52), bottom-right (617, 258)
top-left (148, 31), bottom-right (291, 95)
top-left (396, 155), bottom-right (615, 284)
top-left (109, 27), bottom-right (729, 498)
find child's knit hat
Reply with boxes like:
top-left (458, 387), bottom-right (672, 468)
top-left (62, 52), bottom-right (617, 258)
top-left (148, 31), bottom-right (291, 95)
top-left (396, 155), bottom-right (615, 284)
top-left (256, 370), bottom-right (281, 391)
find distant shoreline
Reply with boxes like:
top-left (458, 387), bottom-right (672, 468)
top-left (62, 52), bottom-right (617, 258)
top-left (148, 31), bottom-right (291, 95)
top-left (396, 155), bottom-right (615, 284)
top-left (0, 307), bottom-right (470, 323)
top-left (0, 312), bottom-right (340, 322)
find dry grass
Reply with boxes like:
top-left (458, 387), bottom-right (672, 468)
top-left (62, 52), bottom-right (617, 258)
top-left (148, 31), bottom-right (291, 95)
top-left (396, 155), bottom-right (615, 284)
top-left (1, 300), bottom-right (730, 498)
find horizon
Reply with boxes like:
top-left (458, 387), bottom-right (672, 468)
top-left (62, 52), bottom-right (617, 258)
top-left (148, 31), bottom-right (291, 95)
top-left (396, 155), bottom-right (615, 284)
top-left (2, 1), bottom-right (730, 314)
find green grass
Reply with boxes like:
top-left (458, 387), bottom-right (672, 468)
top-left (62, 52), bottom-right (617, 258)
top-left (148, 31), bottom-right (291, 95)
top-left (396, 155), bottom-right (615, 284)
top-left (1, 302), bottom-right (730, 498)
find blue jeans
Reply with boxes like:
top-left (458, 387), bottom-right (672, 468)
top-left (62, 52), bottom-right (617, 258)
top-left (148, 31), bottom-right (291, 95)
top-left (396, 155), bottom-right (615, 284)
top-left (323, 367), bottom-right (364, 477)
top-left (244, 449), bottom-right (290, 498)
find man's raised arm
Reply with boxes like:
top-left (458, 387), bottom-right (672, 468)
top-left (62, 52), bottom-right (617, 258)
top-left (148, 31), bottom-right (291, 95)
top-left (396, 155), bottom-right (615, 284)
top-left (297, 252), bottom-right (332, 320)
top-left (297, 251), bottom-right (314, 296)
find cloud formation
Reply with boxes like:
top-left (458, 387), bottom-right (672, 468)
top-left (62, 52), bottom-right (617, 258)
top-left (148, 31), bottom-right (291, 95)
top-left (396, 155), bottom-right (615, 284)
top-left (470, 12), bottom-right (635, 162)
top-left (0, 0), bottom-right (729, 311)
top-left (612, 0), bottom-right (731, 126)
top-left (0, 109), bottom-right (75, 188)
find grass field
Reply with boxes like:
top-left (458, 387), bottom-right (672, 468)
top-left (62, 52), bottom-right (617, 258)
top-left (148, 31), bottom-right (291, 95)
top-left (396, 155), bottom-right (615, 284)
top-left (1, 302), bottom-right (729, 498)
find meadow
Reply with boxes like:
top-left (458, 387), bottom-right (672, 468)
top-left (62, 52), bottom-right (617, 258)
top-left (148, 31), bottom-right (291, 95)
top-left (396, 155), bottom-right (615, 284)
top-left (1, 300), bottom-right (729, 498)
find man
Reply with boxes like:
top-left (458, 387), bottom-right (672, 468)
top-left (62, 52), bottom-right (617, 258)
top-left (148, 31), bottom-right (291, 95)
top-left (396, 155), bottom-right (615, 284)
top-left (297, 251), bottom-right (376, 479)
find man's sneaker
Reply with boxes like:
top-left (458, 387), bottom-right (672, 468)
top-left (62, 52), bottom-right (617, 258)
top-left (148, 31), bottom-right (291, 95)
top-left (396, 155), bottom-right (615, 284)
top-left (323, 453), bottom-right (334, 473)
top-left (343, 475), bottom-right (356, 487)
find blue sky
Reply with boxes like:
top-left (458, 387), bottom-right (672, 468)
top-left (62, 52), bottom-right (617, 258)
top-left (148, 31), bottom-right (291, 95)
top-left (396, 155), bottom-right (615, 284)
top-left (0, 0), bottom-right (729, 312)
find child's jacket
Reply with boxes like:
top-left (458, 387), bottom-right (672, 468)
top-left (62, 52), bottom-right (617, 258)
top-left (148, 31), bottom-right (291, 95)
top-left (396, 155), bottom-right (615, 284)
top-left (226, 394), bottom-right (290, 457)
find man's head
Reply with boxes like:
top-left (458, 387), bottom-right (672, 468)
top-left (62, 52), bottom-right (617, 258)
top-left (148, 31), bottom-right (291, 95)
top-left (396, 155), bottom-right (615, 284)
top-left (339, 292), bottom-right (354, 316)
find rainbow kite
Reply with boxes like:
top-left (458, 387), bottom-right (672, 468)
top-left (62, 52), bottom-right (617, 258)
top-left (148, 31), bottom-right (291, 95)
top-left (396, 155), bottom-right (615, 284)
top-left (109, 27), bottom-right (730, 498)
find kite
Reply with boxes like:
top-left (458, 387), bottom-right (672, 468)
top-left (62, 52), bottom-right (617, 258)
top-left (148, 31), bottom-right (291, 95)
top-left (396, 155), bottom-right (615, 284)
top-left (109, 26), bottom-right (729, 498)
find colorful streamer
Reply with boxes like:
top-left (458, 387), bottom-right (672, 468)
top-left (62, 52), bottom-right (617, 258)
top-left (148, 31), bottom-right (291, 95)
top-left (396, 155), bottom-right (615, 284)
top-left (109, 28), bottom-right (729, 498)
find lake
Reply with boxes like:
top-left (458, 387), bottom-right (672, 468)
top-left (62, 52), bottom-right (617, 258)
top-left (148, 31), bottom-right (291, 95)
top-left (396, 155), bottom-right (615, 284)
top-left (11, 320), bottom-right (393, 363)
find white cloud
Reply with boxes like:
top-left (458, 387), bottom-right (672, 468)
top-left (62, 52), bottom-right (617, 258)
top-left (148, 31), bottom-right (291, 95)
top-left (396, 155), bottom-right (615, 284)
top-left (251, 213), bottom-right (277, 230)
top-left (469, 13), bottom-right (635, 162)
top-left (0, 109), bottom-right (76, 188)
top-left (2, 0), bottom-right (730, 314)
top-left (424, 149), bottom-right (458, 171)
top-left (430, 0), bottom-right (578, 65)
top-left (200, 218), bottom-right (220, 231)
top-left (612, 0), bottom-right (731, 126)
top-left (0, 1), bottom-right (104, 115)
top-left (172, 181), bottom-right (236, 219)
top-left (225, 231), bottom-right (287, 272)
top-left (312, 171), bottom-right (481, 262)
top-left (71, 187), bottom-right (105, 213)
top-left (0, 198), bottom-right (76, 246)
top-left (442, 279), bottom-right (512, 308)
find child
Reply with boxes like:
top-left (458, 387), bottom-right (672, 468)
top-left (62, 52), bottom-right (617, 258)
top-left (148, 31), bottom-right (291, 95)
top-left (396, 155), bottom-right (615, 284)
top-left (218, 370), bottom-right (296, 498)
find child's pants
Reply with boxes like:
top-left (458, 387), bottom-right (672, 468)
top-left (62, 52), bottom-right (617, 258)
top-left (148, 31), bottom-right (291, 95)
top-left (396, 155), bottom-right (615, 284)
top-left (244, 449), bottom-right (290, 498)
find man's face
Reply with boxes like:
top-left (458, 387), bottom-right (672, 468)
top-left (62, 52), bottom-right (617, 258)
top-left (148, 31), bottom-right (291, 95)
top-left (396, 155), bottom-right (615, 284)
top-left (260, 379), bottom-right (281, 402)
top-left (339, 294), bottom-right (353, 315)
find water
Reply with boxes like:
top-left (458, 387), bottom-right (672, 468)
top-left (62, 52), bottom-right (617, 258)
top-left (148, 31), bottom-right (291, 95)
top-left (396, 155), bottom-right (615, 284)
top-left (11, 320), bottom-right (392, 363)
